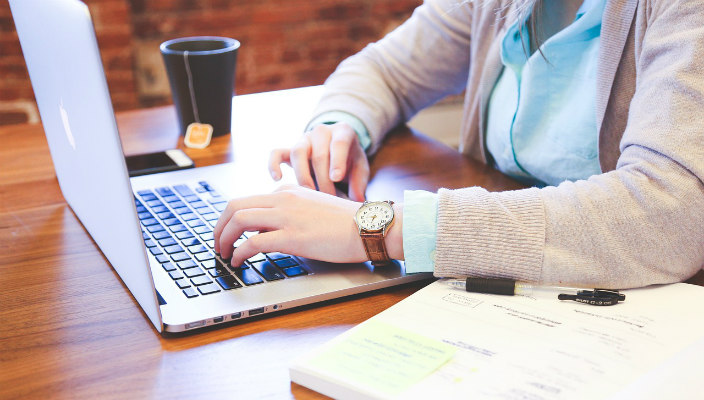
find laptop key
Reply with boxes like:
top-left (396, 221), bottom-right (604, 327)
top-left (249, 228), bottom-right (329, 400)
top-left (171, 200), bottom-right (186, 209)
top-left (161, 262), bottom-right (176, 272)
top-left (144, 239), bottom-right (156, 248)
top-left (157, 211), bottom-right (174, 220)
top-left (195, 206), bottom-right (212, 215)
top-left (173, 206), bottom-right (190, 215)
top-left (199, 232), bottom-right (214, 241)
top-left (187, 219), bottom-right (205, 228)
top-left (190, 275), bottom-right (213, 286)
top-left (175, 279), bottom-right (191, 289)
top-left (266, 252), bottom-right (289, 261)
top-left (180, 212), bottom-right (199, 221)
top-left (139, 193), bottom-right (157, 201)
top-left (248, 253), bottom-right (266, 263)
top-left (216, 275), bottom-right (242, 290)
top-left (153, 230), bottom-right (172, 240)
top-left (146, 199), bottom-right (163, 208)
top-left (251, 260), bottom-right (285, 281)
top-left (201, 212), bottom-right (217, 220)
top-left (149, 247), bottom-right (163, 256)
top-left (188, 244), bottom-right (208, 254)
top-left (146, 224), bottom-right (165, 233)
top-left (181, 237), bottom-right (201, 247)
top-left (183, 267), bottom-right (205, 278)
top-left (158, 237), bottom-right (177, 247)
top-left (137, 189), bottom-right (154, 196)
top-left (197, 283), bottom-right (220, 295)
top-left (195, 252), bottom-right (215, 262)
top-left (194, 226), bottom-right (212, 234)
top-left (282, 266), bottom-right (307, 277)
top-left (201, 259), bottom-right (224, 269)
top-left (162, 195), bottom-right (179, 203)
top-left (234, 267), bottom-right (263, 285)
top-left (171, 252), bottom-right (191, 262)
top-left (169, 224), bottom-right (188, 233)
top-left (207, 265), bottom-right (230, 278)
top-left (138, 211), bottom-right (152, 220)
top-left (169, 270), bottom-right (184, 280)
top-left (141, 218), bottom-right (159, 226)
top-left (155, 254), bottom-right (170, 263)
top-left (177, 259), bottom-right (198, 270)
top-left (163, 218), bottom-right (181, 226)
top-left (274, 257), bottom-right (298, 268)
top-left (189, 200), bottom-right (206, 208)
top-left (151, 205), bottom-right (169, 213)
top-left (164, 244), bottom-right (184, 254)
top-left (183, 287), bottom-right (199, 298)
top-left (176, 231), bottom-right (194, 240)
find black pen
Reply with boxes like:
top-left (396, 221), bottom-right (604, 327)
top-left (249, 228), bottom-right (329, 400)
top-left (444, 277), bottom-right (625, 306)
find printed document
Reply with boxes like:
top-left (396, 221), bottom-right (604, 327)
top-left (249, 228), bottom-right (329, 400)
top-left (290, 280), bottom-right (704, 399)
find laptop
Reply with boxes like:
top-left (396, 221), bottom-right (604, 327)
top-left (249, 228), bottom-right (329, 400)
top-left (9, 0), bottom-right (431, 333)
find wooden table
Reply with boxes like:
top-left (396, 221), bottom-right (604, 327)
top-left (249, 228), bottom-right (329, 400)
top-left (1, 87), bottom-right (701, 399)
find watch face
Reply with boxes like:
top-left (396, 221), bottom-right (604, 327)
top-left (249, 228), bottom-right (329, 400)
top-left (356, 201), bottom-right (394, 231)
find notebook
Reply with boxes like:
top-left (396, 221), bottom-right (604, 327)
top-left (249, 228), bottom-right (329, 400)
top-left (9, 0), bottom-right (431, 333)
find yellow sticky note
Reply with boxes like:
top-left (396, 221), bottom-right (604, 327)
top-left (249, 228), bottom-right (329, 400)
top-left (307, 320), bottom-right (456, 397)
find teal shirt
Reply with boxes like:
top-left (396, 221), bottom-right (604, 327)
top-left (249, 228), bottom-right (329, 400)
top-left (313, 0), bottom-right (605, 274)
top-left (486, 0), bottom-right (605, 187)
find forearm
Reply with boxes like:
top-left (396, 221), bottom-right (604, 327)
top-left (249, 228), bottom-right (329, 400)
top-left (434, 151), bottom-right (704, 288)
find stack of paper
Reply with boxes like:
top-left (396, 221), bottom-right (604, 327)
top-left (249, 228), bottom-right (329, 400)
top-left (290, 280), bottom-right (704, 399)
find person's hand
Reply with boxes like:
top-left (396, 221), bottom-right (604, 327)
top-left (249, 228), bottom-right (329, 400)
top-left (268, 122), bottom-right (369, 201)
top-left (214, 185), bottom-right (368, 267)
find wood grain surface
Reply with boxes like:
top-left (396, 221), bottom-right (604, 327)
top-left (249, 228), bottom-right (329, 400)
top-left (1, 88), bottom-right (701, 400)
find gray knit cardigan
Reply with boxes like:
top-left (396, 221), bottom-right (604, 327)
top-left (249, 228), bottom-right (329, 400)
top-left (311, 0), bottom-right (704, 288)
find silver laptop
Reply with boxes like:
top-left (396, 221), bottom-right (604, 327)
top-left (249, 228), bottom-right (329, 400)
top-left (10, 0), bottom-right (430, 333)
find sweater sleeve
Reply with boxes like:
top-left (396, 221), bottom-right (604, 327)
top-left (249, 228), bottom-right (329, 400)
top-left (309, 0), bottom-right (473, 155)
top-left (434, 1), bottom-right (704, 289)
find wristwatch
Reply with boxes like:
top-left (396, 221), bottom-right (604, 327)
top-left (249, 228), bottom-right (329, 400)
top-left (354, 200), bottom-right (395, 266)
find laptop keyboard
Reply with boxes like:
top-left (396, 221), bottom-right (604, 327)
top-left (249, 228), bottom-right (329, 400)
top-left (135, 181), bottom-right (309, 299)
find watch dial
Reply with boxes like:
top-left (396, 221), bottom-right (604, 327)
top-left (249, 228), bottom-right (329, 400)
top-left (357, 202), bottom-right (394, 231)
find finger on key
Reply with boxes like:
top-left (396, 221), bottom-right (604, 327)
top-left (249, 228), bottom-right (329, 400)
top-left (230, 230), bottom-right (285, 267)
top-left (289, 136), bottom-right (316, 190)
top-left (218, 207), bottom-right (280, 260)
top-left (329, 125), bottom-right (355, 182)
top-left (309, 128), bottom-right (336, 195)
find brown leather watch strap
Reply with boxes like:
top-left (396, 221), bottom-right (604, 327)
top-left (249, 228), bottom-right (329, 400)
top-left (360, 231), bottom-right (391, 266)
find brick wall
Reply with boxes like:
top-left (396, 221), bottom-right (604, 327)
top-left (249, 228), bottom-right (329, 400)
top-left (0, 0), bottom-right (421, 125)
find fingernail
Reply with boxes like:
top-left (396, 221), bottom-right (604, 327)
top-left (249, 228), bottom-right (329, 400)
top-left (271, 171), bottom-right (280, 180)
top-left (330, 168), bottom-right (342, 181)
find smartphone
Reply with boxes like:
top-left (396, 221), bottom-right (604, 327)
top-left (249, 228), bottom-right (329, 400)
top-left (125, 149), bottom-right (195, 177)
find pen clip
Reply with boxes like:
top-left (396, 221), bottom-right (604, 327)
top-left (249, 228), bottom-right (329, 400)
top-left (558, 289), bottom-right (625, 306)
